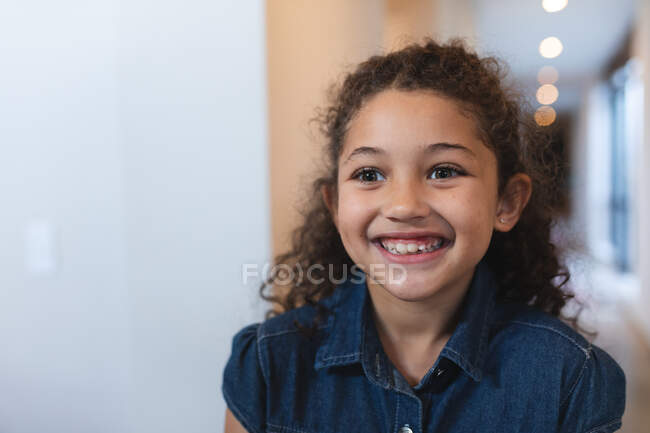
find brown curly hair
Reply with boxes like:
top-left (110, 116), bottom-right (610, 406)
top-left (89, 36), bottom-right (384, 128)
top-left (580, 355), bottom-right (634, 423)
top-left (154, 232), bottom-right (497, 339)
top-left (259, 38), bottom-right (588, 338)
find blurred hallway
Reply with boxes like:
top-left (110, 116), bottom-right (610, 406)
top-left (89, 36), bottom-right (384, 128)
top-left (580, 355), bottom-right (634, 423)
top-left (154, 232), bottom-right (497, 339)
top-left (584, 304), bottom-right (650, 432)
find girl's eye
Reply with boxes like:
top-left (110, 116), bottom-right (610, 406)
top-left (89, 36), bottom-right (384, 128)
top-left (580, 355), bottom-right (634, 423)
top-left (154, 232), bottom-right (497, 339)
top-left (353, 168), bottom-right (385, 183)
top-left (352, 165), bottom-right (465, 183)
top-left (429, 165), bottom-right (465, 180)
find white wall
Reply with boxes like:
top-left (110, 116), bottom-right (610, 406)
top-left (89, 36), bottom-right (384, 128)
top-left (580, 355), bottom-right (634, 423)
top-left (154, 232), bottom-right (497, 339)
top-left (0, 1), bottom-right (268, 432)
top-left (118, 1), bottom-right (268, 432)
top-left (0, 2), bottom-right (131, 432)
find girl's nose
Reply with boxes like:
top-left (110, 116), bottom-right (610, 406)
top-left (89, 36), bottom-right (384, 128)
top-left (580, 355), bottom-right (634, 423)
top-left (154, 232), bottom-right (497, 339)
top-left (381, 179), bottom-right (430, 222)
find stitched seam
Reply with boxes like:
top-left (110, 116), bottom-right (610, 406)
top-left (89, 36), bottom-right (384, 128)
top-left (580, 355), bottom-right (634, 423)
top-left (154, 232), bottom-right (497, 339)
top-left (560, 346), bottom-right (592, 409)
top-left (443, 347), bottom-right (477, 378)
top-left (316, 288), bottom-right (345, 359)
top-left (223, 386), bottom-right (265, 433)
top-left (474, 294), bottom-right (494, 377)
top-left (255, 324), bottom-right (270, 388)
top-left (584, 418), bottom-right (622, 433)
top-left (360, 308), bottom-right (369, 383)
top-left (418, 391), bottom-right (422, 433)
top-left (394, 394), bottom-right (400, 433)
top-left (321, 352), bottom-right (361, 361)
top-left (259, 323), bottom-right (331, 342)
top-left (509, 320), bottom-right (591, 356)
top-left (361, 309), bottom-right (390, 391)
top-left (266, 422), bottom-right (312, 433)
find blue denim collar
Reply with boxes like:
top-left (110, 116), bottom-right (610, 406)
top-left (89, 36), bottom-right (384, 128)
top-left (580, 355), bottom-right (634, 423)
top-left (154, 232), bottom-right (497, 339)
top-left (314, 259), bottom-right (497, 385)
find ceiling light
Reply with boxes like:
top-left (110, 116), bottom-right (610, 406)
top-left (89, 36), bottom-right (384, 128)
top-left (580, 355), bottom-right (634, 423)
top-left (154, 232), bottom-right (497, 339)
top-left (542, 0), bottom-right (568, 13)
top-left (539, 37), bottom-right (563, 58)
top-left (537, 66), bottom-right (559, 84)
top-left (536, 84), bottom-right (559, 105)
top-left (534, 106), bottom-right (557, 126)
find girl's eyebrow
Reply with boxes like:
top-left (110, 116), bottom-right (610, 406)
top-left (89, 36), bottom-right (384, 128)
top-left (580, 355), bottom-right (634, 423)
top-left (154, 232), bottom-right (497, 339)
top-left (343, 142), bottom-right (476, 164)
top-left (343, 146), bottom-right (383, 164)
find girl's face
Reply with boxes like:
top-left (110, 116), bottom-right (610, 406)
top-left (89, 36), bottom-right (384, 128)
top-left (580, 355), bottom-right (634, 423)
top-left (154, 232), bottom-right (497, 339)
top-left (324, 89), bottom-right (514, 303)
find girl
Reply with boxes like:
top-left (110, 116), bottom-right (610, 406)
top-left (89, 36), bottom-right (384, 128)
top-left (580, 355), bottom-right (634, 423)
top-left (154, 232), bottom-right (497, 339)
top-left (223, 39), bottom-right (626, 433)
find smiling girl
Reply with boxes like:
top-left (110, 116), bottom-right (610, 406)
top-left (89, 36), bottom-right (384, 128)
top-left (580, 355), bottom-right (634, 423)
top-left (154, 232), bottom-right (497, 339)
top-left (223, 39), bottom-right (626, 433)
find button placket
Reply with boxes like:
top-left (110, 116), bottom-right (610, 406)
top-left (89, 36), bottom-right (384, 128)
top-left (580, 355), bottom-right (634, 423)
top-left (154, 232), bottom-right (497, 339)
top-left (393, 390), bottom-right (422, 433)
top-left (398, 424), bottom-right (413, 433)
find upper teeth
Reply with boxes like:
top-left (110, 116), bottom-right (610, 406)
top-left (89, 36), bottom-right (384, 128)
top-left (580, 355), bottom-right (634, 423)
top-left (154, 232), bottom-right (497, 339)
top-left (380, 239), bottom-right (444, 255)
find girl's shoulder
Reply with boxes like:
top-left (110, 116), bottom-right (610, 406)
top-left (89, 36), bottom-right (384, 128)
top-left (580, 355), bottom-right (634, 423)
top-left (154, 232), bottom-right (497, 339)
top-left (489, 301), bottom-right (626, 432)
top-left (224, 296), bottom-right (333, 368)
top-left (492, 301), bottom-right (593, 354)
top-left (222, 301), bottom-right (334, 433)
top-left (491, 300), bottom-right (624, 375)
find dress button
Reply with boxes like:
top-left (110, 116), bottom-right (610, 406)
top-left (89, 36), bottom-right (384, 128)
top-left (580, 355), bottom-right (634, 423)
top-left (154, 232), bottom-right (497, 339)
top-left (398, 424), bottom-right (413, 433)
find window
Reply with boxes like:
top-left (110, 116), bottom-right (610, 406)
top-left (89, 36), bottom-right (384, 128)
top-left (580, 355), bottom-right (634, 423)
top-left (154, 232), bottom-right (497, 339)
top-left (608, 59), bottom-right (643, 272)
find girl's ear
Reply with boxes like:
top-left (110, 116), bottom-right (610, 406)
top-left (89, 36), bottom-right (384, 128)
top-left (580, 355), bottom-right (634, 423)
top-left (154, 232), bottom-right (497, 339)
top-left (321, 184), bottom-right (338, 228)
top-left (494, 173), bottom-right (532, 232)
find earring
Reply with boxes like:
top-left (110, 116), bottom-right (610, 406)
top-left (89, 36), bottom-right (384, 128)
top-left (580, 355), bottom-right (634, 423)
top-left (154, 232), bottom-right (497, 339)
top-left (499, 217), bottom-right (506, 223)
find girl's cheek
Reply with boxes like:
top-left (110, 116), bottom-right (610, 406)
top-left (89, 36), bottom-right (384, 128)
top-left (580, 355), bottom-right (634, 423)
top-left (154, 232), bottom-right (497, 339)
top-left (450, 194), bottom-right (494, 231)
top-left (340, 193), bottom-right (369, 212)
top-left (340, 191), bottom-right (378, 216)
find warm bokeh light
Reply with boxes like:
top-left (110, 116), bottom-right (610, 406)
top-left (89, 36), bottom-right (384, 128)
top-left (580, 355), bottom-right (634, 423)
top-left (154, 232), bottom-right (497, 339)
top-left (536, 84), bottom-right (559, 105)
top-left (542, 0), bottom-right (568, 13)
top-left (534, 106), bottom-right (557, 126)
top-left (539, 37), bottom-right (563, 58)
top-left (537, 65), bottom-right (559, 84)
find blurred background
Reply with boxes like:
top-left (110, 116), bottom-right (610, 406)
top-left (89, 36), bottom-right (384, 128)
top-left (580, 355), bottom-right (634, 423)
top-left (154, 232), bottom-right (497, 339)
top-left (1, 0), bottom-right (649, 432)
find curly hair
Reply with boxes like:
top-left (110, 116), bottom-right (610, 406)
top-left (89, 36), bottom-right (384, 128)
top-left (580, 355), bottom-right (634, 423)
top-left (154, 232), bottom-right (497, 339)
top-left (259, 38), bottom-right (588, 339)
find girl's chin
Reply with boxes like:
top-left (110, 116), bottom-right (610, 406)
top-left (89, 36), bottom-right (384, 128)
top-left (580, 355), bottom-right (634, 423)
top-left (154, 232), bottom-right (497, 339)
top-left (374, 279), bottom-right (442, 302)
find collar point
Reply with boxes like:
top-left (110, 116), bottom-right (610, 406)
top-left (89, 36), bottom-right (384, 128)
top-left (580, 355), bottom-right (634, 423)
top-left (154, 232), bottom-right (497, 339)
top-left (467, 369), bottom-right (483, 382)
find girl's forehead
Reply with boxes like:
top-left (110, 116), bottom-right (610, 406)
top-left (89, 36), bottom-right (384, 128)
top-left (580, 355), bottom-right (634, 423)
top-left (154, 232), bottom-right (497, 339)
top-left (356, 89), bottom-right (475, 122)
top-left (340, 90), bottom-right (490, 162)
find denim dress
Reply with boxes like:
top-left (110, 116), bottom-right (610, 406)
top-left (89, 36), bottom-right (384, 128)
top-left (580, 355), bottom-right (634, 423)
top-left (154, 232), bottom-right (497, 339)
top-left (222, 259), bottom-right (626, 433)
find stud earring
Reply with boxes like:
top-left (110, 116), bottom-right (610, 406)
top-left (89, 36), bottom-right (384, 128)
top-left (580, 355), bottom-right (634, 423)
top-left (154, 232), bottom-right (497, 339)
top-left (499, 217), bottom-right (506, 223)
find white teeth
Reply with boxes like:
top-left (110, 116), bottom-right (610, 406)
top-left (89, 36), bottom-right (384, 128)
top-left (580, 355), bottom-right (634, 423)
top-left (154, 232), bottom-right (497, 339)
top-left (379, 238), bottom-right (446, 255)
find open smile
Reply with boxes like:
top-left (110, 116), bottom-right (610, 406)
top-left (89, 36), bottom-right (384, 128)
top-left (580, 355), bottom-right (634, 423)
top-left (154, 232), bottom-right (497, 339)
top-left (372, 237), bottom-right (452, 264)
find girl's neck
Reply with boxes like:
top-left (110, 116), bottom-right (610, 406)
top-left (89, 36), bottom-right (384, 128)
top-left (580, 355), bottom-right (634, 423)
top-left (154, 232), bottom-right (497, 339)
top-left (365, 273), bottom-right (472, 355)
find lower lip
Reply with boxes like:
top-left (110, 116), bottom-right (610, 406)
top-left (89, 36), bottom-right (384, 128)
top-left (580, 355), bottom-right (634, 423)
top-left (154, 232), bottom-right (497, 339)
top-left (373, 240), bottom-right (451, 264)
